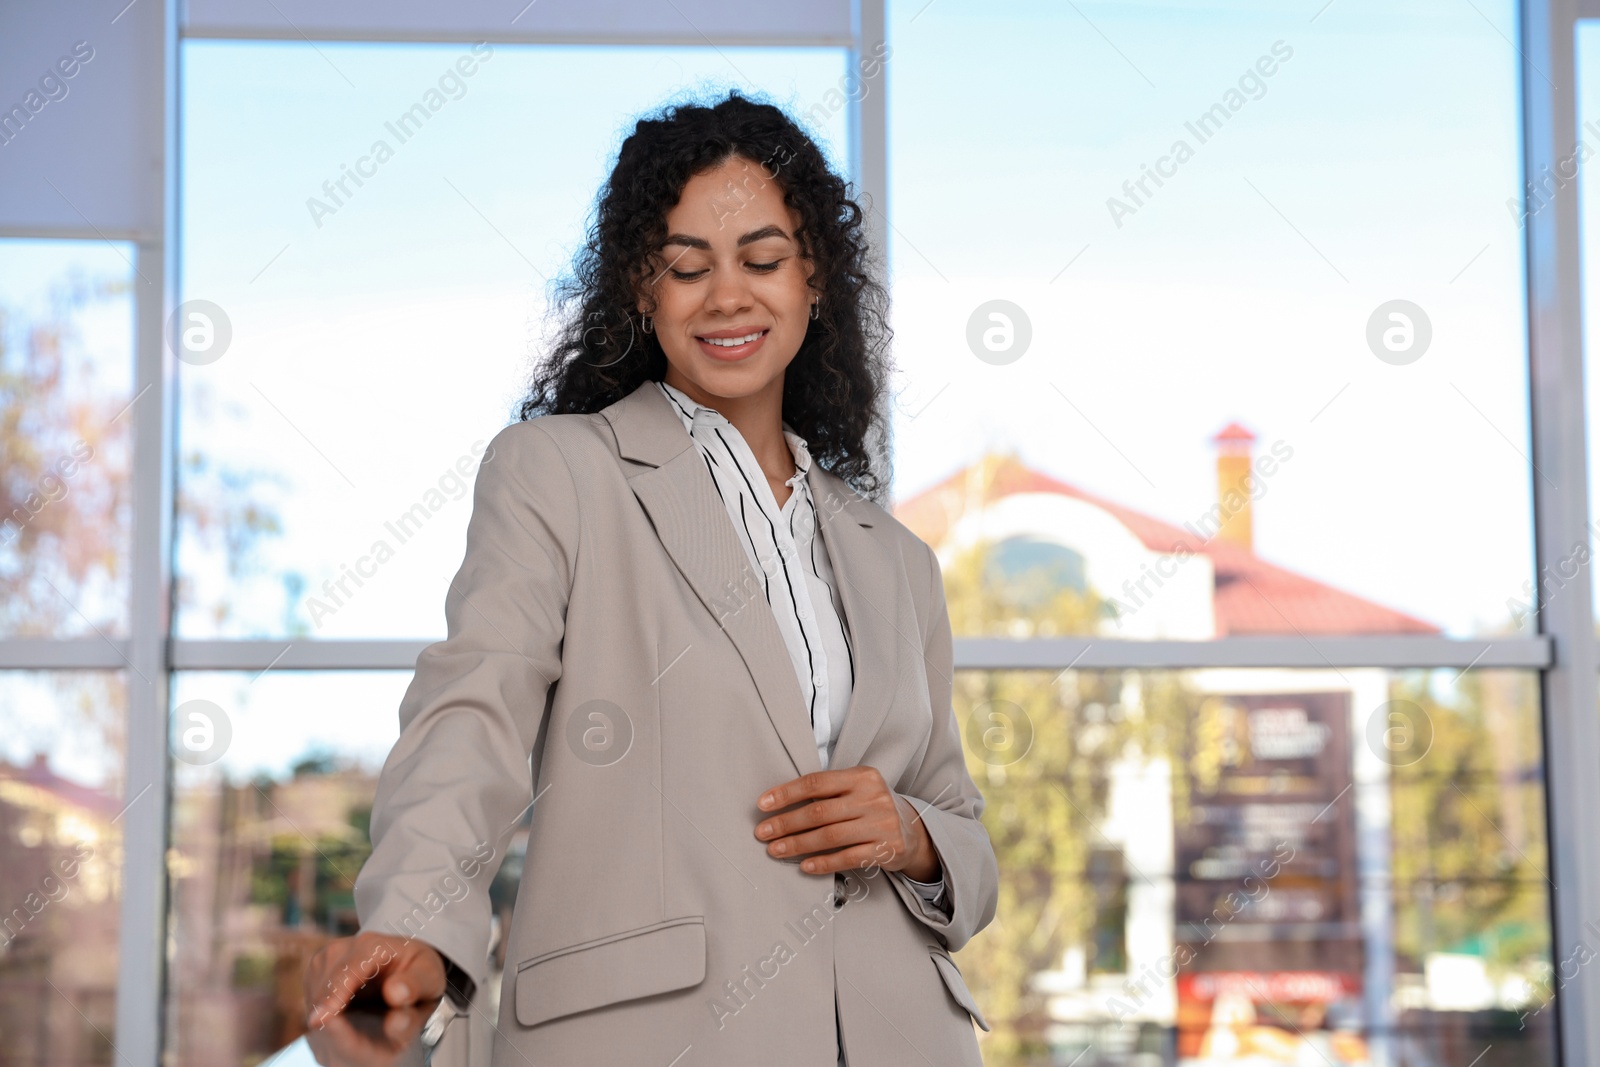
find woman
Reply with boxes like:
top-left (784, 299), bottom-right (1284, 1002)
top-left (304, 90), bottom-right (999, 1065)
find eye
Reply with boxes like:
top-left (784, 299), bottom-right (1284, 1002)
top-left (669, 268), bottom-right (708, 281)
top-left (747, 260), bottom-right (782, 273)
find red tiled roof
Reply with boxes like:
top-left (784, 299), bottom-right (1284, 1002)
top-left (0, 753), bottom-right (124, 818)
top-left (892, 454), bottom-right (1439, 636)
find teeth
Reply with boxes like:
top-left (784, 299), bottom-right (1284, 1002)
top-left (702, 331), bottom-right (763, 347)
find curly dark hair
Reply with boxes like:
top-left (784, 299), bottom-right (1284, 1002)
top-left (516, 89), bottom-right (893, 498)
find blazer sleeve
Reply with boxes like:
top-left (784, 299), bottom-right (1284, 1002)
top-left (886, 539), bottom-right (1000, 952)
top-left (353, 420), bottom-right (579, 996)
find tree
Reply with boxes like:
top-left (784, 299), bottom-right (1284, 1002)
top-left (3, 262), bottom-right (289, 633)
top-left (1386, 669), bottom-right (1551, 998)
top-left (942, 538), bottom-right (1202, 1065)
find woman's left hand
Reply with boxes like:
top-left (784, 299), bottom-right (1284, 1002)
top-left (754, 766), bottom-right (943, 881)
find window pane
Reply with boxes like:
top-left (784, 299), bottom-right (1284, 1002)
top-left (175, 42), bottom-right (852, 639)
top-left (163, 670), bottom-right (528, 1064)
top-left (0, 240), bottom-right (135, 638)
top-left (887, 1), bottom-right (1530, 641)
top-left (953, 667), bottom-right (1552, 1066)
top-left (0, 670), bottom-right (128, 1065)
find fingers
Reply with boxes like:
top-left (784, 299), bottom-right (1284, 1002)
top-left (304, 934), bottom-right (445, 1029)
top-left (792, 841), bottom-right (891, 876)
top-left (759, 804), bottom-right (905, 870)
top-left (304, 999), bottom-right (435, 1063)
top-left (306, 939), bottom-right (383, 1028)
top-left (382, 941), bottom-right (446, 1007)
top-left (756, 771), bottom-right (894, 839)
top-left (757, 768), bottom-right (860, 812)
top-left (768, 816), bottom-right (876, 865)
top-left (755, 795), bottom-right (849, 841)
top-left (756, 767), bottom-right (907, 872)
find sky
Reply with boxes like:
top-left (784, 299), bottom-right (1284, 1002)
top-left (881, 0), bottom-right (1535, 641)
top-left (4, 0), bottom-right (1582, 780)
top-left (173, 41), bottom-right (854, 643)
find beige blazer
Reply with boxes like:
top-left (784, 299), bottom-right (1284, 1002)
top-left (353, 377), bottom-right (1000, 1065)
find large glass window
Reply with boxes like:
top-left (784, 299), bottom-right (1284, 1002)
top-left (0, 4), bottom-right (1568, 1063)
top-left (0, 234), bottom-right (135, 1065)
top-left (886, 0), bottom-right (1531, 643)
top-left (175, 42), bottom-right (853, 639)
top-left (883, 7), bottom-right (1554, 1062)
top-left (164, 670), bottom-right (413, 1065)
top-left (951, 666), bottom-right (1552, 1066)
top-left (0, 241), bottom-right (134, 638)
top-left (0, 671), bottom-right (128, 1066)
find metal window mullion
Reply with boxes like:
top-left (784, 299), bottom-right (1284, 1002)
top-left (113, 1), bottom-right (178, 1062)
top-left (178, 27), bottom-right (855, 46)
top-left (0, 638), bottom-right (131, 669)
top-left (169, 638), bottom-right (431, 671)
top-left (849, 0), bottom-right (888, 266)
top-left (0, 631), bottom-right (1554, 672)
top-left (951, 636), bottom-right (1552, 671)
top-left (1523, 1), bottom-right (1600, 1064)
top-left (178, 0), bottom-right (853, 45)
top-left (0, 226), bottom-right (152, 242)
top-left (145, 636), bottom-right (1557, 672)
top-left (849, 0), bottom-right (892, 507)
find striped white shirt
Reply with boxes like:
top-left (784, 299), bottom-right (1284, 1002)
top-left (657, 379), bottom-right (854, 770)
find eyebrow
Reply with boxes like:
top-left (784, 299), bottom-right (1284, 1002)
top-left (661, 225), bottom-right (794, 251)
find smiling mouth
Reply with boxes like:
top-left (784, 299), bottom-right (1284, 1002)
top-left (698, 330), bottom-right (768, 347)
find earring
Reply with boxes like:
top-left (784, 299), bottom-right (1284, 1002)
top-left (810, 300), bottom-right (820, 321)
top-left (640, 314), bottom-right (653, 335)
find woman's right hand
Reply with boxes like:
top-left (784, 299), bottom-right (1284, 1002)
top-left (304, 932), bottom-right (447, 1029)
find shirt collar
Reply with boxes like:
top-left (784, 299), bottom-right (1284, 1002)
top-left (656, 379), bottom-right (813, 486)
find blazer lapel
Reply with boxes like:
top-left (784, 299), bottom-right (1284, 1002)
top-left (601, 381), bottom-right (822, 780)
top-left (806, 464), bottom-right (901, 772)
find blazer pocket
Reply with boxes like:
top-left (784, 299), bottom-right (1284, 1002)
top-left (929, 946), bottom-right (990, 1032)
top-left (515, 915), bottom-right (706, 1027)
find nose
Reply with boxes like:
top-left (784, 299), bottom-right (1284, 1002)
top-left (703, 264), bottom-right (755, 317)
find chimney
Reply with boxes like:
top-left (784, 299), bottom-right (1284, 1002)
top-left (1211, 423), bottom-right (1257, 550)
